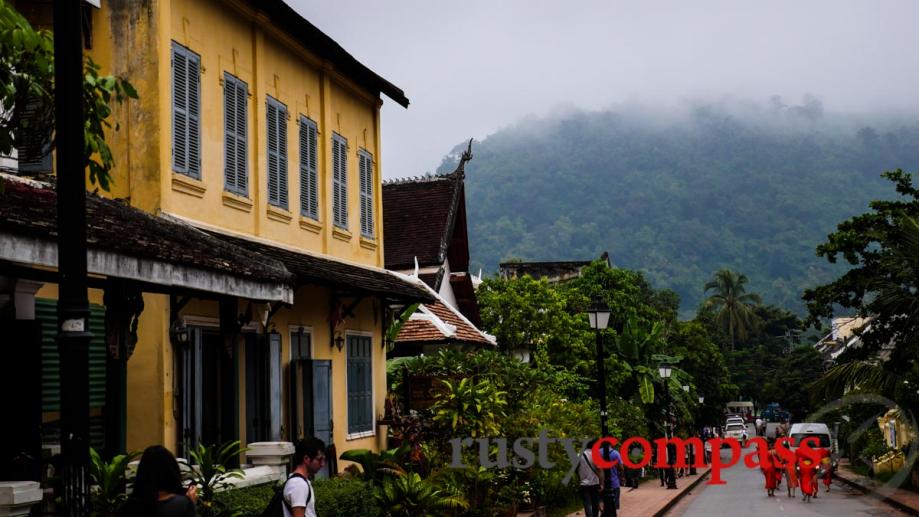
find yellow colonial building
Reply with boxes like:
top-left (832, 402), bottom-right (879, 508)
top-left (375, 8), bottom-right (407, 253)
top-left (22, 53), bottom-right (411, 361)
top-left (4, 0), bottom-right (428, 473)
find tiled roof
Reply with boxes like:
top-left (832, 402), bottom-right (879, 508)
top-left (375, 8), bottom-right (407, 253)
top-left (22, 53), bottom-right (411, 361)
top-left (0, 178), bottom-right (292, 286)
top-left (393, 275), bottom-right (494, 347)
top-left (382, 172), bottom-right (462, 271)
top-left (209, 231), bottom-right (434, 303)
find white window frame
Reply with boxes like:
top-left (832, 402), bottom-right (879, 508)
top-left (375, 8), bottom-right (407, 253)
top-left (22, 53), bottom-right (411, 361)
top-left (345, 330), bottom-right (375, 440)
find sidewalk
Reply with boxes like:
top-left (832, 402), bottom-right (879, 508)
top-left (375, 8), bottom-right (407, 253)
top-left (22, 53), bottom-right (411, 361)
top-left (835, 459), bottom-right (919, 516)
top-left (565, 468), bottom-right (711, 517)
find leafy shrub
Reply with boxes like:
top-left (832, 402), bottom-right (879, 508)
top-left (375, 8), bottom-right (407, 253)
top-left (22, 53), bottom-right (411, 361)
top-left (314, 476), bottom-right (380, 517)
top-left (212, 484), bottom-right (274, 516)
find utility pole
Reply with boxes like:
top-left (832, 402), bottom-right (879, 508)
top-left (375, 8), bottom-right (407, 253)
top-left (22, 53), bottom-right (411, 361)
top-left (53, 0), bottom-right (91, 514)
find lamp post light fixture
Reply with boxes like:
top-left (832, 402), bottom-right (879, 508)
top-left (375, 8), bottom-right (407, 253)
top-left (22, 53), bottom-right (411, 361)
top-left (586, 301), bottom-right (616, 517)
top-left (682, 384), bottom-right (690, 393)
top-left (699, 395), bottom-right (705, 404)
top-left (333, 334), bottom-right (345, 352)
top-left (658, 363), bottom-right (677, 489)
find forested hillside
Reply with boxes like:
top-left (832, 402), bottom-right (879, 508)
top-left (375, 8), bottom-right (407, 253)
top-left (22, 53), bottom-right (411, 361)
top-left (435, 99), bottom-right (919, 315)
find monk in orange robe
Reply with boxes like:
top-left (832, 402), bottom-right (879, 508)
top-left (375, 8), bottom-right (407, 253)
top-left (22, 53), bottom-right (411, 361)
top-left (798, 458), bottom-right (818, 502)
top-left (761, 451), bottom-right (779, 496)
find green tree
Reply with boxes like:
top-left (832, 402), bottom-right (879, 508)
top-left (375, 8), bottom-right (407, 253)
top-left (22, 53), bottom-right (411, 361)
top-left (0, 0), bottom-right (136, 189)
top-left (703, 269), bottom-right (762, 350)
top-left (806, 178), bottom-right (919, 409)
top-left (761, 346), bottom-right (824, 420)
top-left (477, 274), bottom-right (591, 372)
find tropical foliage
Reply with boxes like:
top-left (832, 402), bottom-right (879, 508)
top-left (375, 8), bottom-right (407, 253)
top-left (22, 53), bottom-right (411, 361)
top-left (88, 448), bottom-right (139, 517)
top-left (187, 440), bottom-right (246, 516)
top-left (0, 0), bottom-right (137, 189)
top-left (805, 170), bottom-right (919, 417)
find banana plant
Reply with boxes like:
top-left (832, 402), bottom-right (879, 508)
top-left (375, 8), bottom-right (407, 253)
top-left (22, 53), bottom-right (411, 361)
top-left (618, 317), bottom-right (668, 404)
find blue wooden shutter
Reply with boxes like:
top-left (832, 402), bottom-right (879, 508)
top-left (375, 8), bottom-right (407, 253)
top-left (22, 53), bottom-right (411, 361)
top-left (224, 73), bottom-right (248, 195)
top-left (359, 151), bottom-right (373, 237)
top-left (299, 117), bottom-right (318, 219)
top-left (347, 335), bottom-right (372, 434)
top-left (266, 97), bottom-right (288, 209)
top-left (332, 134), bottom-right (348, 228)
top-left (172, 42), bottom-right (200, 179)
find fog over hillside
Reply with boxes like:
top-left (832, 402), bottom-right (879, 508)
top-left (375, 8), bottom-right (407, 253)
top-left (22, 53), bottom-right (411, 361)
top-left (437, 98), bottom-right (919, 316)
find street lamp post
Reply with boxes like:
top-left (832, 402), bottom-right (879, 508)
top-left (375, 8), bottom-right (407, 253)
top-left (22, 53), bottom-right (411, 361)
top-left (688, 389), bottom-right (702, 476)
top-left (587, 302), bottom-right (617, 517)
top-left (658, 364), bottom-right (677, 489)
top-left (680, 385), bottom-right (693, 475)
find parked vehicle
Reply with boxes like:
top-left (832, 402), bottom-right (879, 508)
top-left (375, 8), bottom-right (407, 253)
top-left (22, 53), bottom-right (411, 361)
top-left (725, 401), bottom-right (755, 422)
top-left (788, 422), bottom-right (836, 467)
top-left (723, 422), bottom-right (748, 446)
top-left (725, 417), bottom-right (745, 428)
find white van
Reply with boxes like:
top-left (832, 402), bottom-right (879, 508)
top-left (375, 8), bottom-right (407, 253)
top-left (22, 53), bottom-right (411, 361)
top-left (788, 423), bottom-right (836, 467)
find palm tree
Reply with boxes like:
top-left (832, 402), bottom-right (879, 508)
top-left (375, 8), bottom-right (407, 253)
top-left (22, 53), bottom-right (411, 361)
top-left (704, 269), bottom-right (762, 350)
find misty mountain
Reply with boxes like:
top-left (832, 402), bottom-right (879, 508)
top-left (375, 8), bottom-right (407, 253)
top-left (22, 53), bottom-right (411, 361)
top-left (436, 98), bottom-right (919, 316)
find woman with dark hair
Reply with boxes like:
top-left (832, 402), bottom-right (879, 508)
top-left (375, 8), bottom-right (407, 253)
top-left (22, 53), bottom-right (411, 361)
top-left (120, 445), bottom-right (197, 517)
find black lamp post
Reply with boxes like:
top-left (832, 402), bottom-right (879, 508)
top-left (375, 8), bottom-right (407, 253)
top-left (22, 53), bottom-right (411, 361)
top-left (587, 301), bottom-right (616, 517)
top-left (54, 0), bottom-right (92, 513)
top-left (690, 394), bottom-right (704, 475)
top-left (658, 364), bottom-right (677, 489)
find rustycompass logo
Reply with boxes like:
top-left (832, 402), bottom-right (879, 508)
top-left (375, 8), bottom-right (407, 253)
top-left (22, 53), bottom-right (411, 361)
top-left (448, 429), bottom-right (844, 485)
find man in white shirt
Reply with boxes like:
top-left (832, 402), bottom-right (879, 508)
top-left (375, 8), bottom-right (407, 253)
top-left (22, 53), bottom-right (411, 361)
top-left (576, 440), bottom-right (600, 517)
top-left (283, 437), bottom-right (326, 517)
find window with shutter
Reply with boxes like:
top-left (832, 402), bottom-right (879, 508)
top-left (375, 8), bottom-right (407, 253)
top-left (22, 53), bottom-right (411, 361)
top-left (347, 335), bottom-right (373, 435)
top-left (266, 96), bottom-right (288, 209)
top-left (17, 92), bottom-right (52, 173)
top-left (223, 73), bottom-right (248, 196)
top-left (299, 116), bottom-right (318, 219)
top-left (332, 134), bottom-right (348, 228)
top-left (358, 150), bottom-right (374, 238)
top-left (171, 42), bottom-right (201, 179)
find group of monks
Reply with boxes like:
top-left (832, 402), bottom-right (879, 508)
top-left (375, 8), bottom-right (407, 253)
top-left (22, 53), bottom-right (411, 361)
top-left (760, 444), bottom-right (833, 502)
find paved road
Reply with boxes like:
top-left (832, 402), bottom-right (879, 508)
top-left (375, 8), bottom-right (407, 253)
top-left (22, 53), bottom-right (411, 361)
top-left (671, 435), bottom-right (908, 516)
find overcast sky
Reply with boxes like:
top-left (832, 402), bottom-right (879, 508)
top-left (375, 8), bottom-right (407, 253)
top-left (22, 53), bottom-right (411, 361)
top-left (289, 0), bottom-right (919, 179)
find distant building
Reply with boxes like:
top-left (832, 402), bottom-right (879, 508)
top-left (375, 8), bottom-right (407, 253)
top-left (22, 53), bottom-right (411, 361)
top-left (812, 316), bottom-right (896, 365)
top-left (499, 252), bottom-right (611, 284)
top-left (383, 141), bottom-right (482, 326)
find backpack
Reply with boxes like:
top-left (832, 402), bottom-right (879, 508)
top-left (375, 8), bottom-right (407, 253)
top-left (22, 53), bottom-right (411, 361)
top-left (261, 473), bottom-right (311, 517)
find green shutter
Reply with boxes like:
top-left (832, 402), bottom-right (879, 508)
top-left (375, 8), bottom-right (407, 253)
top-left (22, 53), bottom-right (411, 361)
top-left (36, 298), bottom-right (108, 449)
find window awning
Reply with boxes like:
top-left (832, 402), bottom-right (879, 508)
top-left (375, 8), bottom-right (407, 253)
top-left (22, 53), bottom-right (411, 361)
top-left (205, 230), bottom-right (434, 304)
top-left (0, 176), bottom-right (294, 302)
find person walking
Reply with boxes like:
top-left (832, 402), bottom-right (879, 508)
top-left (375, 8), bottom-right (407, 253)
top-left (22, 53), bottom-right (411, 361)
top-left (119, 445), bottom-right (198, 517)
top-left (798, 458), bottom-right (819, 502)
top-left (781, 450), bottom-right (799, 498)
top-left (760, 449), bottom-right (778, 497)
top-left (602, 445), bottom-right (623, 512)
top-left (283, 437), bottom-right (326, 517)
top-left (576, 440), bottom-right (601, 517)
